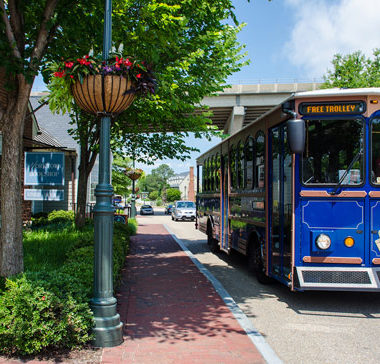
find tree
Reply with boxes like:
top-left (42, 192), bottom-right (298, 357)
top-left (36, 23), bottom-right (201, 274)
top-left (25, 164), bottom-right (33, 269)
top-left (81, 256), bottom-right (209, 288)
top-left (0, 0), bottom-right (247, 276)
top-left (0, 0), bottom-right (109, 276)
top-left (166, 188), bottom-right (181, 202)
top-left (138, 164), bottom-right (174, 195)
top-left (111, 155), bottom-right (133, 203)
top-left (148, 191), bottom-right (159, 201)
top-left (151, 164), bottom-right (175, 184)
top-left (68, 106), bottom-right (101, 228)
top-left (322, 50), bottom-right (380, 88)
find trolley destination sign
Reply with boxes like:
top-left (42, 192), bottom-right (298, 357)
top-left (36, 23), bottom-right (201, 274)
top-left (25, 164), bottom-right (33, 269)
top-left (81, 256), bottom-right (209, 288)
top-left (299, 101), bottom-right (366, 115)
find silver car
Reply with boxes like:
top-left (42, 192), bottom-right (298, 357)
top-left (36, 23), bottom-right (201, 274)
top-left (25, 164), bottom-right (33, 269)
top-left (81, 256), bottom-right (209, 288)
top-left (171, 201), bottom-right (196, 221)
top-left (140, 205), bottom-right (154, 215)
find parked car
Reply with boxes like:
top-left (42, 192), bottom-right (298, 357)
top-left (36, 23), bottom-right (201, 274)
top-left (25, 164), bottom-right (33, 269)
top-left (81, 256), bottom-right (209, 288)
top-left (165, 204), bottom-right (173, 214)
top-left (140, 204), bottom-right (154, 215)
top-left (171, 201), bottom-right (196, 221)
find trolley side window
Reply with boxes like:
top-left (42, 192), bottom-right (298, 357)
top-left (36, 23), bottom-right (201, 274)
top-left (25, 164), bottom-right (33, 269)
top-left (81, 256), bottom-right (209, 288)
top-left (302, 118), bottom-right (364, 185)
top-left (244, 136), bottom-right (254, 189)
top-left (255, 131), bottom-right (265, 189)
top-left (237, 141), bottom-right (244, 189)
top-left (216, 153), bottom-right (221, 191)
top-left (230, 146), bottom-right (237, 190)
top-left (198, 164), bottom-right (203, 193)
top-left (372, 118), bottom-right (380, 184)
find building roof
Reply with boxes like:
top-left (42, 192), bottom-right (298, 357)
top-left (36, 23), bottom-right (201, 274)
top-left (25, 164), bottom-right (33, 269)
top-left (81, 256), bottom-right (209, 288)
top-left (168, 172), bottom-right (189, 188)
top-left (29, 94), bottom-right (79, 153)
top-left (33, 128), bottom-right (65, 148)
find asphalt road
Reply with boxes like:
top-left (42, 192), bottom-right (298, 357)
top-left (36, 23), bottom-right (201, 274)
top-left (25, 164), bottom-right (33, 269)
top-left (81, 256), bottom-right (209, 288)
top-left (137, 208), bottom-right (380, 364)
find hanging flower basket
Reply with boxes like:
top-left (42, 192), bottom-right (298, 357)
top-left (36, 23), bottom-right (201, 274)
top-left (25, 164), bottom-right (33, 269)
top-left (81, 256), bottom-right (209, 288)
top-left (125, 167), bottom-right (143, 180)
top-left (46, 53), bottom-right (156, 116)
top-left (72, 74), bottom-right (135, 115)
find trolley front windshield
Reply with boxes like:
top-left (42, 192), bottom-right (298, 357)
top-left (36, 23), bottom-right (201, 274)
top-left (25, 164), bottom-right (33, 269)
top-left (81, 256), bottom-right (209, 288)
top-left (301, 118), bottom-right (364, 185)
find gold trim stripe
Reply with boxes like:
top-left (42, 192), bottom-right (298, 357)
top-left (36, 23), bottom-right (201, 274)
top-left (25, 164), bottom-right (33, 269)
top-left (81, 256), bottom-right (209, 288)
top-left (303, 256), bottom-right (362, 264)
top-left (300, 190), bottom-right (367, 198)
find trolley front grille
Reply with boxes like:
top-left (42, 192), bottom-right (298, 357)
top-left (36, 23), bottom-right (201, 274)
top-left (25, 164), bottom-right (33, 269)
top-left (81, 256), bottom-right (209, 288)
top-left (302, 270), bottom-right (371, 285)
top-left (377, 270), bottom-right (380, 282)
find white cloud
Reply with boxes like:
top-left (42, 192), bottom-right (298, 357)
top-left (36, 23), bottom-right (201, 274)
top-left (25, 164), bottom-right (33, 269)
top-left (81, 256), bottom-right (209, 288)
top-left (284, 0), bottom-right (380, 77)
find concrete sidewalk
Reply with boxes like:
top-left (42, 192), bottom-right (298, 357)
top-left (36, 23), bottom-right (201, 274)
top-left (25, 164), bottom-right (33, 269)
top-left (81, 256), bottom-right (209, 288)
top-left (102, 222), bottom-right (268, 364)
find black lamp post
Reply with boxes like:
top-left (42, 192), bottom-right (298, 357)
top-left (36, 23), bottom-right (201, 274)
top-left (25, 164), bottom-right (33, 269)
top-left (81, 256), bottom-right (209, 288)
top-left (90, 0), bottom-right (123, 347)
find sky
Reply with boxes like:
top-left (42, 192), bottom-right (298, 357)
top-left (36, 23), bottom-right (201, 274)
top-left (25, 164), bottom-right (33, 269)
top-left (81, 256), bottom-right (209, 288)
top-left (32, 0), bottom-right (380, 175)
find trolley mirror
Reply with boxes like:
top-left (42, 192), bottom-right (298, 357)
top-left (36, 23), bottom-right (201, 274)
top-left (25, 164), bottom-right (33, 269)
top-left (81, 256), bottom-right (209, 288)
top-left (287, 118), bottom-right (305, 154)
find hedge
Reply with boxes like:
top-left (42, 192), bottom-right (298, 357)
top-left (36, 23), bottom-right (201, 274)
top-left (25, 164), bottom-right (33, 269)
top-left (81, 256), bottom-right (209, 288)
top-left (0, 218), bottom-right (135, 356)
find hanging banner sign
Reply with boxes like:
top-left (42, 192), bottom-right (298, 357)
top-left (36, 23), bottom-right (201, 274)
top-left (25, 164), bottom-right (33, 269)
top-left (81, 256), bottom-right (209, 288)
top-left (24, 152), bottom-right (65, 186)
top-left (299, 101), bottom-right (366, 115)
top-left (24, 189), bottom-right (64, 201)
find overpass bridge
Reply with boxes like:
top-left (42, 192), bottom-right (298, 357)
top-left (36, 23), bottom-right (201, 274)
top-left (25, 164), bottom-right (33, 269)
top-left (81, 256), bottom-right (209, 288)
top-left (201, 82), bottom-right (321, 135)
top-left (31, 82), bottom-right (322, 135)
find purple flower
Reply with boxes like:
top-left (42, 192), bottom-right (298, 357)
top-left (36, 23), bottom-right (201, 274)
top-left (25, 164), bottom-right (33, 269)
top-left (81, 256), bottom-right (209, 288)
top-left (104, 65), bottom-right (113, 73)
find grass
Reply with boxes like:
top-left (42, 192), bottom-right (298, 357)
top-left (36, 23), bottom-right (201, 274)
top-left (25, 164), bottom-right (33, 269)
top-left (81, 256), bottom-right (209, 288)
top-left (23, 224), bottom-right (93, 272)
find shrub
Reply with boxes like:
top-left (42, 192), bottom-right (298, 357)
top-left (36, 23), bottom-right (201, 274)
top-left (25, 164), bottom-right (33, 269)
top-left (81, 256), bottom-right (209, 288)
top-left (31, 210), bottom-right (74, 229)
top-left (0, 277), bottom-right (93, 355)
top-left (48, 210), bottom-right (75, 224)
top-left (166, 188), bottom-right (181, 202)
top-left (126, 218), bottom-right (138, 236)
top-left (0, 220), bottom-right (133, 356)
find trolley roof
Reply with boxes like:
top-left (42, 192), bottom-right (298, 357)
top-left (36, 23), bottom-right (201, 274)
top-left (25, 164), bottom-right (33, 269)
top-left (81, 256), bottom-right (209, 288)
top-left (294, 87), bottom-right (380, 98)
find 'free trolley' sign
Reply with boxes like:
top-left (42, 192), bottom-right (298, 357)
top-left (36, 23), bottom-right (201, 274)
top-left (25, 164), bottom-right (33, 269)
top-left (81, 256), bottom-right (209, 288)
top-left (24, 152), bottom-right (65, 186)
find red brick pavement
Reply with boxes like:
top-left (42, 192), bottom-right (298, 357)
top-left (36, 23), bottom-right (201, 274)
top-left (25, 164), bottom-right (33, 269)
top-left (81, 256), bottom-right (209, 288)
top-left (103, 222), bottom-right (265, 364)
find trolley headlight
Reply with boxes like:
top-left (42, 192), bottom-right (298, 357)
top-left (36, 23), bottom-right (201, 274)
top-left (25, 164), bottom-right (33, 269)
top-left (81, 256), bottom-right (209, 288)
top-left (344, 236), bottom-right (355, 248)
top-left (315, 233), bottom-right (331, 250)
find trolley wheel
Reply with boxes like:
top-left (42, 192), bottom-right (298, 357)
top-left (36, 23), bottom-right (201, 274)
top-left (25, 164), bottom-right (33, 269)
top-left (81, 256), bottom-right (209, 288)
top-left (207, 231), bottom-right (219, 253)
top-left (248, 242), bottom-right (273, 284)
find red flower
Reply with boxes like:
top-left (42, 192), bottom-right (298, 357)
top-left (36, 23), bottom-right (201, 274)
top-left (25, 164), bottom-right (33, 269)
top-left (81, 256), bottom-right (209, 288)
top-left (41, 296), bottom-right (46, 301)
top-left (54, 71), bottom-right (65, 78)
top-left (124, 59), bottom-right (132, 67)
top-left (136, 73), bottom-right (142, 78)
top-left (116, 56), bottom-right (123, 65)
top-left (65, 61), bottom-right (74, 68)
top-left (70, 75), bottom-right (74, 79)
top-left (77, 56), bottom-right (91, 65)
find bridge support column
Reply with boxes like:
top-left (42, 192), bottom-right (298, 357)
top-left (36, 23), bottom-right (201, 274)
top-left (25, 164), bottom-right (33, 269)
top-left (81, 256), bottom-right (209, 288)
top-left (224, 106), bottom-right (245, 135)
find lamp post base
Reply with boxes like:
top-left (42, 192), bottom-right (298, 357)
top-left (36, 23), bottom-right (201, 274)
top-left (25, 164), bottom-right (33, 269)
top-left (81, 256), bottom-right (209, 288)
top-left (91, 297), bottom-right (123, 347)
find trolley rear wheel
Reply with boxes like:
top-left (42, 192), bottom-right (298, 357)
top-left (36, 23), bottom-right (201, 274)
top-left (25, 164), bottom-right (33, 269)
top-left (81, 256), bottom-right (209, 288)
top-left (248, 242), bottom-right (273, 284)
top-left (207, 230), bottom-right (219, 253)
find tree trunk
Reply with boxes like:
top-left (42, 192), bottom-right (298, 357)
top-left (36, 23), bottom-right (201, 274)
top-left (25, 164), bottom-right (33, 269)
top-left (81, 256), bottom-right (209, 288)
top-left (75, 142), bottom-right (98, 229)
top-left (75, 147), bottom-right (90, 229)
top-left (0, 79), bottom-right (32, 277)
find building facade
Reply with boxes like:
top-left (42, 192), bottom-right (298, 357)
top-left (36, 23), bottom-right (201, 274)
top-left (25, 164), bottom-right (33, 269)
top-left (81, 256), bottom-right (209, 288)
top-left (168, 167), bottom-right (196, 201)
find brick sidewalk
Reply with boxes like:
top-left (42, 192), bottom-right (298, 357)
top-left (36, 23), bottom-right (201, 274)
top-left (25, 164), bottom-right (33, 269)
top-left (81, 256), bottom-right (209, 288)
top-left (102, 222), bottom-right (265, 364)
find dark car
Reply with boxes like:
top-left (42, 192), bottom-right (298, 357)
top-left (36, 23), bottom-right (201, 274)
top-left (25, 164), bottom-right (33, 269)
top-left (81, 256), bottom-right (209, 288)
top-left (140, 205), bottom-right (154, 215)
top-left (165, 204), bottom-right (173, 214)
